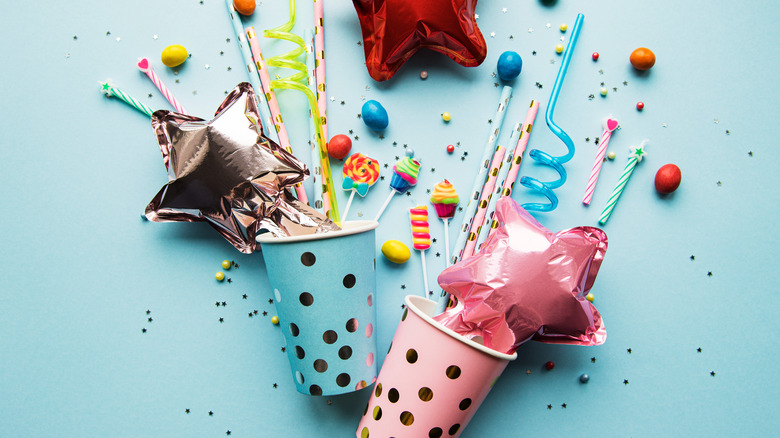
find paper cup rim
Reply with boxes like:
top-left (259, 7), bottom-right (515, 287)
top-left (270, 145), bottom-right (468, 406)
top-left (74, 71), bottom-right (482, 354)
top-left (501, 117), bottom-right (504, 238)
top-left (255, 220), bottom-right (379, 244)
top-left (404, 295), bottom-right (517, 361)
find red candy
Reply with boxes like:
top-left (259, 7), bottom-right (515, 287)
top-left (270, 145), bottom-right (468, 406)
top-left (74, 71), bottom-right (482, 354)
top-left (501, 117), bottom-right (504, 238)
top-left (654, 164), bottom-right (681, 194)
top-left (592, 52), bottom-right (599, 61)
top-left (446, 144), bottom-right (455, 154)
top-left (636, 101), bottom-right (645, 111)
top-left (544, 361), bottom-right (555, 370)
top-left (328, 134), bottom-right (352, 159)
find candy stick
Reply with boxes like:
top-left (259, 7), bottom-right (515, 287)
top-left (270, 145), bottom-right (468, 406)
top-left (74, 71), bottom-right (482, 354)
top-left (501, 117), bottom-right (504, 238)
top-left (374, 157), bottom-right (421, 221)
top-left (409, 205), bottom-right (432, 297)
top-left (436, 86), bottom-right (512, 314)
top-left (304, 29), bottom-right (323, 212)
top-left (582, 117), bottom-right (619, 205)
top-left (500, 100), bottom-right (540, 198)
top-left (136, 58), bottom-right (189, 115)
top-left (263, 0), bottom-right (340, 224)
top-left (225, 0), bottom-right (278, 143)
top-left (429, 180), bottom-right (460, 267)
top-left (100, 81), bottom-right (154, 117)
top-left (463, 146), bottom-right (505, 258)
top-left (341, 153), bottom-right (380, 219)
top-left (246, 27), bottom-right (308, 205)
top-left (520, 13), bottom-right (584, 213)
top-left (313, 0), bottom-right (328, 144)
top-left (598, 140), bottom-right (649, 225)
top-left (475, 125), bottom-right (523, 251)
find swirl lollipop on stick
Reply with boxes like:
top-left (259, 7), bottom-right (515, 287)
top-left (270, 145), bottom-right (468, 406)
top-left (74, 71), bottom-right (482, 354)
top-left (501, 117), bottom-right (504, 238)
top-left (341, 153), bottom-right (380, 219)
top-left (374, 157), bottom-right (421, 220)
top-left (430, 180), bottom-right (459, 266)
top-left (409, 205), bottom-right (432, 297)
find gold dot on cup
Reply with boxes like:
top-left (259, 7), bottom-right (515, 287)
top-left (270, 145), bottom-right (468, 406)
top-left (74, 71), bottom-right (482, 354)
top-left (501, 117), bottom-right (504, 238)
top-left (459, 398), bottom-right (472, 410)
top-left (360, 426), bottom-right (369, 438)
top-left (400, 411), bottom-right (415, 426)
top-left (343, 274), bottom-right (356, 288)
top-left (289, 323), bottom-right (299, 337)
top-left (313, 359), bottom-right (328, 373)
top-left (309, 385), bottom-right (322, 396)
top-left (418, 387), bottom-right (433, 402)
top-left (446, 365), bottom-right (461, 379)
top-left (448, 424), bottom-right (461, 435)
top-left (372, 405), bottom-right (383, 420)
top-left (336, 373), bottom-right (351, 387)
top-left (428, 427), bottom-right (443, 438)
top-left (338, 345), bottom-right (352, 359)
top-left (406, 349), bottom-right (418, 363)
top-left (299, 292), bottom-right (314, 306)
top-left (295, 346), bottom-right (305, 359)
top-left (346, 318), bottom-right (359, 332)
top-left (300, 252), bottom-right (316, 266)
top-left (375, 383), bottom-right (383, 397)
top-left (323, 330), bottom-right (338, 344)
top-left (388, 388), bottom-right (399, 403)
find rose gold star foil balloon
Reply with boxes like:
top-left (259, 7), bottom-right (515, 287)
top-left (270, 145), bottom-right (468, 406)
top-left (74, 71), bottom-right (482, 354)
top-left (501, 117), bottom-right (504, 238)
top-left (145, 82), bottom-right (338, 253)
top-left (434, 197), bottom-right (608, 354)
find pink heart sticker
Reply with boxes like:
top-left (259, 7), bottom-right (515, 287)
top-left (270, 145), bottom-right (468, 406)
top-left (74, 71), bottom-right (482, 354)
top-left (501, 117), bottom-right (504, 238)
top-left (137, 58), bottom-right (149, 71)
top-left (606, 118), bottom-right (619, 131)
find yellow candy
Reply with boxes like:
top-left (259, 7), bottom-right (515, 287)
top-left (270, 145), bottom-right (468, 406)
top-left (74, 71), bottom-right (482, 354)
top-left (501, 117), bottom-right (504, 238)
top-left (586, 293), bottom-right (595, 302)
top-left (560, 23), bottom-right (568, 32)
top-left (555, 44), bottom-right (564, 54)
top-left (271, 316), bottom-right (280, 325)
top-left (381, 240), bottom-right (411, 264)
top-left (215, 272), bottom-right (225, 282)
top-left (442, 112), bottom-right (452, 122)
top-left (161, 44), bottom-right (188, 68)
top-left (221, 260), bottom-right (231, 270)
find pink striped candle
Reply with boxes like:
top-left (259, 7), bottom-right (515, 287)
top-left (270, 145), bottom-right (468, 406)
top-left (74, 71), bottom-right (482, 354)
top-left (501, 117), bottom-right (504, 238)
top-left (137, 58), bottom-right (188, 115)
top-left (246, 27), bottom-right (309, 205)
top-left (313, 0), bottom-right (328, 143)
top-left (582, 117), bottom-right (619, 205)
top-left (462, 146), bottom-right (505, 258)
top-left (499, 100), bottom-right (539, 199)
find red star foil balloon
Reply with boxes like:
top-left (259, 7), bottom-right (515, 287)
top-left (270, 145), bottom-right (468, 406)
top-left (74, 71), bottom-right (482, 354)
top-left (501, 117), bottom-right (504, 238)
top-left (145, 82), bottom-right (339, 253)
top-left (434, 197), bottom-right (608, 354)
top-left (353, 0), bottom-right (487, 81)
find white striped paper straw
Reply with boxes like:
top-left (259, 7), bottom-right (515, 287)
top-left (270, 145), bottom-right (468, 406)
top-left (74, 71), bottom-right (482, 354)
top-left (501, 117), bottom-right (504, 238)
top-left (435, 85), bottom-right (513, 314)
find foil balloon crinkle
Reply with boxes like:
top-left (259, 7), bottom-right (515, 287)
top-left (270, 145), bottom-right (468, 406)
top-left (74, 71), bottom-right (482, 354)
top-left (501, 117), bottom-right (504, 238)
top-left (434, 197), bottom-right (608, 354)
top-left (145, 82), bottom-right (339, 253)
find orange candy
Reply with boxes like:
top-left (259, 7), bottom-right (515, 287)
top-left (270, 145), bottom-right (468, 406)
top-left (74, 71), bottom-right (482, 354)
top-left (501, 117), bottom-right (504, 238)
top-left (233, 0), bottom-right (255, 16)
top-left (630, 47), bottom-right (656, 71)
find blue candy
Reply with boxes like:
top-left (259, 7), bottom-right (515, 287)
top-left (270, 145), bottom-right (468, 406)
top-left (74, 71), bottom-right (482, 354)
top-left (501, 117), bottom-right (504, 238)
top-left (497, 51), bottom-right (523, 81)
top-left (361, 100), bottom-right (389, 131)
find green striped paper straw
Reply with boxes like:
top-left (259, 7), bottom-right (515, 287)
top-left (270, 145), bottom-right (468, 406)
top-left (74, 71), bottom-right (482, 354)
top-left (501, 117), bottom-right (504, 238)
top-left (598, 140), bottom-right (649, 225)
top-left (100, 81), bottom-right (154, 117)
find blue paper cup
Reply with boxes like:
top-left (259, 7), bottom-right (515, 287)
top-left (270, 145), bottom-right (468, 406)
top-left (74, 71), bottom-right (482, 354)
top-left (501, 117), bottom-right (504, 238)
top-left (256, 221), bottom-right (379, 396)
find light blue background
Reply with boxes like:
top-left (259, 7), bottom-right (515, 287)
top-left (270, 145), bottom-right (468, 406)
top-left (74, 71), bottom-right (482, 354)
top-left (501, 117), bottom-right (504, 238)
top-left (2, 0), bottom-right (779, 436)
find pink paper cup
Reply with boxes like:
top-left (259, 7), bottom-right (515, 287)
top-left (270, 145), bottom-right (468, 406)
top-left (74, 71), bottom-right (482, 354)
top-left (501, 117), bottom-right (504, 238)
top-left (356, 296), bottom-right (516, 438)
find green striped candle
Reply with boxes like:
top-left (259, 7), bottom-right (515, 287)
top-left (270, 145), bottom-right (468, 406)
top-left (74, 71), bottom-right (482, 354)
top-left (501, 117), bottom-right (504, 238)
top-left (598, 140), bottom-right (649, 225)
top-left (100, 81), bottom-right (154, 117)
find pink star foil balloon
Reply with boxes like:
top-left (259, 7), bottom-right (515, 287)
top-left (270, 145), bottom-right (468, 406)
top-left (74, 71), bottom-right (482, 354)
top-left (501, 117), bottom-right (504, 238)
top-left (145, 83), bottom-right (338, 253)
top-left (434, 197), bottom-right (608, 354)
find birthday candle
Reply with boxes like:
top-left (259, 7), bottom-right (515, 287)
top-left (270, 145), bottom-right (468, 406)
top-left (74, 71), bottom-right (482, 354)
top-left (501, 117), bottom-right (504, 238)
top-left (598, 140), bottom-right (649, 225)
top-left (136, 58), bottom-right (188, 115)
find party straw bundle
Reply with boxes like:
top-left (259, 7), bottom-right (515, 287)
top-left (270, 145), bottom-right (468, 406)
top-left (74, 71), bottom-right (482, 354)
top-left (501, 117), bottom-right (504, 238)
top-left (476, 100), bottom-right (540, 248)
top-left (262, 0), bottom-right (340, 224)
top-left (304, 30), bottom-right (324, 211)
top-left (246, 27), bottom-right (308, 204)
top-left (462, 146), bottom-right (505, 257)
top-left (436, 86), bottom-right (513, 313)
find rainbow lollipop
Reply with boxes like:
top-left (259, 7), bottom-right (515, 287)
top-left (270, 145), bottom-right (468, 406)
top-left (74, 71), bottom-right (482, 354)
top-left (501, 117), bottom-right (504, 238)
top-left (341, 153), bottom-right (380, 219)
top-left (409, 205), bottom-right (432, 297)
top-left (430, 180), bottom-right (459, 266)
top-left (374, 157), bottom-right (421, 220)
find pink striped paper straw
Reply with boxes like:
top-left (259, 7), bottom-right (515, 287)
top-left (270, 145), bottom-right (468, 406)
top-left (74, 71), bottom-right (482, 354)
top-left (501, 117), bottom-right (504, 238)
top-left (582, 116), bottom-right (619, 205)
top-left (462, 146), bottom-right (505, 258)
top-left (499, 100), bottom-right (539, 199)
top-left (246, 27), bottom-right (309, 205)
top-left (137, 58), bottom-right (188, 115)
top-left (313, 0), bottom-right (328, 143)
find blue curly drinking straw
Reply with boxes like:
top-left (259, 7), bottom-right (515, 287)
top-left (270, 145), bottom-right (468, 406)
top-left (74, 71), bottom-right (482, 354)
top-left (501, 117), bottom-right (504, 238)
top-left (520, 13), bottom-right (584, 212)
